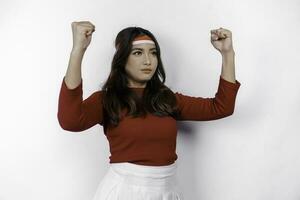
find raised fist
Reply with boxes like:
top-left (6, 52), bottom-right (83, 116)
top-left (71, 21), bottom-right (95, 51)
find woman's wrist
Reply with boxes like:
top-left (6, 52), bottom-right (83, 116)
top-left (221, 49), bottom-right (235, 57)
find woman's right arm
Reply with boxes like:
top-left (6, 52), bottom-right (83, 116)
top-left (65, 21), bottom-right (95, 89)
top-left (64, 48), bottom-right (85, 89)
top-left (57, 74), bottom-right (103, 131)
top-left (57, 21), bottom-right (103, 132)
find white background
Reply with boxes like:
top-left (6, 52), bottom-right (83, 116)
top-left (1, 0), bottom-right (300, 199)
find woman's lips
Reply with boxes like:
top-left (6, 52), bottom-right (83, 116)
top-left (141, 69), bottom-right (152, 73)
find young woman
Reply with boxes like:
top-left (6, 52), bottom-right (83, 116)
top-left (57, 21), bottom-right (241, 200)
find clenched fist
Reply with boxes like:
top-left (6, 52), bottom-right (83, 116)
top-left (210, 27), bottom-right (234, 55)
top-left (71, 21), bottom-right (95, 51)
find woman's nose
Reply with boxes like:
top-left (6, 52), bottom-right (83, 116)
top-left (144, 54), bottom-right (151, 64)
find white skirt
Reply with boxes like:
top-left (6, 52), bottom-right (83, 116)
top-left (91, 162), bottom-right (184, 200)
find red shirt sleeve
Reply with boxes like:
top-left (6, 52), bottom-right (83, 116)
top-left (175, 75), bottom-right (241, 121)
top-left (57, 76), bottom-right (104, 132)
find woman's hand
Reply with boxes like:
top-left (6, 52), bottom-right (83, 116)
top-left (210, 27), bottom-right (234, 55)
top-left (71, 21), bottom-right (96, 52)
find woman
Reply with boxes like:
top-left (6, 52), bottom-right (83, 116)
top-left (57, 21), bottom-right (241, 200)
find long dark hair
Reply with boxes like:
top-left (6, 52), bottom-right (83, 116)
top-left (100, 26), bottom-right (180, 133)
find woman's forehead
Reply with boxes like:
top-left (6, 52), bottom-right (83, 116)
top-left (131, 43), bottom-right (156, 50)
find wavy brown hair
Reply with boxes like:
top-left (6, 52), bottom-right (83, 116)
top-left (100, 26), bottom-right (180, 133)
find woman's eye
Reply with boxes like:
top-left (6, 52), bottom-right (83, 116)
top-left (132, 51), bottom-right (157, 56)
top-left (133, 51), bottom-right (141, 55)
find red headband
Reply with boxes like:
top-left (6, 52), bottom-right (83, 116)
top-left (132, 35), bottom-right (155, 45)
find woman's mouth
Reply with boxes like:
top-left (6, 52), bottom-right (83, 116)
top-left (141, 69), bottom-right (152, 73)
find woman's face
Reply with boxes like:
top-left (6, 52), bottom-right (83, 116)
top-left (125, 43), bottom-right (158, 88)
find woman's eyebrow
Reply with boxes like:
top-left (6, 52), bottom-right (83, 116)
top-left (131, 47), bottom-right (157, 51)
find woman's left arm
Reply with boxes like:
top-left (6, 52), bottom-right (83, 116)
top-left (221, 51), bottom-right (236, 83)
top-left (174, 28), bottom-right (241, 121)
top-left (211, 27), bottom-right (236, 83)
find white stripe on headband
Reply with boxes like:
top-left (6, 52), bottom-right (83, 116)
top-left (132, 40), bottom-right (155, 45)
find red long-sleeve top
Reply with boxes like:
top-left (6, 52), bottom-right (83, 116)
top-left (57, 76), bottom-right (241, 166)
